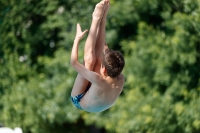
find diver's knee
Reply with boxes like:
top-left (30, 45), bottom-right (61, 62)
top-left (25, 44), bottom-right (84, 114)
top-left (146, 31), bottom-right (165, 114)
top-left (84, 55), bottom-right (96, 70)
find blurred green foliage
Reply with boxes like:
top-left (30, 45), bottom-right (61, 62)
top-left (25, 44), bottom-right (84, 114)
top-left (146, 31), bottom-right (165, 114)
top-left (0, 0), bottom-right (200, 133)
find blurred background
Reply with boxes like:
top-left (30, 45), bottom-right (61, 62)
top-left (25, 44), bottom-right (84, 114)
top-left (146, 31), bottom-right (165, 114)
top-left (0, 0), bottom-right (200, 133)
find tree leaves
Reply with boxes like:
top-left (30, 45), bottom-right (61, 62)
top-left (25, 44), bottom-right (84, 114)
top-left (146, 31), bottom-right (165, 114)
top-left (0, 0), bottom-right (200, 133)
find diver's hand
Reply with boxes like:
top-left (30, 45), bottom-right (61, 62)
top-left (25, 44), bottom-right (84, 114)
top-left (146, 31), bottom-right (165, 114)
top-left (74, 23), bottom-right (88, 41)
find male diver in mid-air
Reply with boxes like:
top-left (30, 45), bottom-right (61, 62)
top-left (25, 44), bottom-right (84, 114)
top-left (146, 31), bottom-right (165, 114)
top-left (70, 0), bottom-right (125, 112)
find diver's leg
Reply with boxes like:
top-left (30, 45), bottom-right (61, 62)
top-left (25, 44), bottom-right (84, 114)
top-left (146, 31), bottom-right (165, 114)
top-left (71, 1), bottom-right (106, 97)
top-left (93, 0), bottom-right (110, 74)
top-left (84, 0), bottom-right (106, 71)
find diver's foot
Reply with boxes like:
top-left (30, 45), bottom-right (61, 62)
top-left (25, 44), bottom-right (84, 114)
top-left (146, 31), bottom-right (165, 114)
top-left (102, 0), bottom-right (110, 22)
top-left (92, 1), bottom-right (106, 21)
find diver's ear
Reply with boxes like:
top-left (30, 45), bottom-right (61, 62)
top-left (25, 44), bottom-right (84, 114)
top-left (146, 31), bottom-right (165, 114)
top-left (103, 66), bottom-right (107, 73)
top-left (101, 64), bottom-right (107, 73)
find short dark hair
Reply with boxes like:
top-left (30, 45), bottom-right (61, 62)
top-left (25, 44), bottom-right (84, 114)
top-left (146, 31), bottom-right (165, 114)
top-left (102, 49), bottom-right (125, 78)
